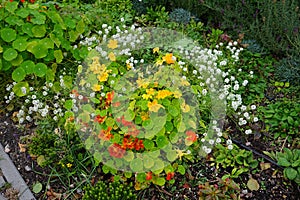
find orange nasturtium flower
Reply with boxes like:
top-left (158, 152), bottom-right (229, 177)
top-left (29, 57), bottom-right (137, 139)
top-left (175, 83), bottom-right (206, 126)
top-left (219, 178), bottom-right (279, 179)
top-left (98, 126), bottom-right (113, 141)
top-left (107, 39), bottom-right (118, 49)
top-left (147, 100), bottom-right (164, 112)
top-left (108, 143), bottom-right (125, 158)
top-left (156, 89), bottom-right (173, 99)
top-left (163, 53), bottom-right (176, 64)
top-left (185, 130), bottom-right (198, 146)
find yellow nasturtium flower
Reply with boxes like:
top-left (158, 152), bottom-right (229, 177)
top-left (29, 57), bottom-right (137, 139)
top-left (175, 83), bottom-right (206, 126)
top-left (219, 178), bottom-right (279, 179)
top-left (181, 102), bottom-right (191, 113)
top-left (153, 47), bottom-right (159, 53)
top-left (107, 39), bottom-right (118, 49)
top-left (136, 78), bottom-right (149, 88)
top-left (92, 84), bottom-right (101, 91)
top-left (97, 72), bottom-right (109, 82)
top-left (163, 53), bottom-right (176, 64)
top-left (108, 52), bottom-right (116, 61)
top-left (147, 100), bottom-right (164, 112)
top-left (173, 90), bottom-right (182, 98)
top-left (156, 90), bottom-right (173, 99)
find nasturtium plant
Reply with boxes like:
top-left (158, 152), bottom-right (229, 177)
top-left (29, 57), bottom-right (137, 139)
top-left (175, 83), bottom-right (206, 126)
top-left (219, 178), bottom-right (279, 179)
top-left (0, 28), bottom-right (17, 42)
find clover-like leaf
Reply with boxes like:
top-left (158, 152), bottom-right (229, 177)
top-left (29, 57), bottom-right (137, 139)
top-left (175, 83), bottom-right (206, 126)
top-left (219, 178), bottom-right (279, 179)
top-left (1, 28), bottom-right (17, 42)
top-left (21, 60), bottom-right (35, 74)
top-left (32, 25), bottom-right (46, 38)
top-left (34, 63), bottom-right (47, 77)
top-left (12, 67), bottom-right (26, 82)
top-left (12, 38), bottom-right (28, 52)
top-left (3, 48), bottom-right (18, 61)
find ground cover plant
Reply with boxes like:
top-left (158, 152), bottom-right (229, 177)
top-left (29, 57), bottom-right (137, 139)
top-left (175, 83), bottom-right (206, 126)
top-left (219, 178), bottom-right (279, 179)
top-left (0, 0), bottom-right (299, 199)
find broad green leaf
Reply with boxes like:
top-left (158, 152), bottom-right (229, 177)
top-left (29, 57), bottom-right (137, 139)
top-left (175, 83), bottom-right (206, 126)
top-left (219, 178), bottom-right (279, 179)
top-left (21, 60), bottom-right (35, 74)
top-left (143, 156), bottom-right (154, 169)
top-left (154, 177), bottom-right (165, 186)
top-left (1, 60), bottom-right (12, 71)
top-left (5, 15), bottom-right (24, 26)
top-left (123, 151), bottom-right (134, 162)
top-left (22, 23), bottom-right (33, 36)
top-left (47, 11), bottom-right (66, 29)
top-left (143, 140), bottom-right (154, 150)
top-left (284, 167), bottom-right (297, 180)
top-left (105, 117), bottom-right (115, 127)
top-left (16, 8), bottom-right (30, 18)
top-left (177, 165), bottom-right (186, 175)
top-left (277, 157), bottom-right (291, 167)
top-left (41, 38), bottom-right (54, 49)
top-left (32, 182), bottom-right (43, 194)
top-left (5, 1), bottom-right (18, 13)
top-left (50, 33), bottom-right (61, 47)
top-left (3, 48), bottom-right (18, 61)
top-left (12, 67), bottom-right (26, 82)
top-left (76, 19), bottom-right (85, 34)
top-left (32, 25), bottom-right (46, 38)
top-left (156, 136), bottom-right (168, 148)
top-left (64, 17), bottom-right (76, 28)
top-left (166, 150), bottom-right (178, 162)
top-left (64, 99), bottom-right (73, 110)
top-left (136, 173), bottom-right (146, 183)
top-left (130, 158), bottom-right (143, 172)
top-left (32, 44), bottom-right (48, 59)
top-left (93, 151), bottom-right (102, 166)
top-left (31, 11), bottom-right (46, 24)
top-left (34, 63), bottom-right (47, 77)
top-left (13, 38), bottom-right (28, 52)
top-left (1, 28), bottom-right (17, 42)
top-left (46, 68), bottom-right (55, 82)
top-left (168, 106), bottom-right (180, 117)
top-left (12, 81), bottom-right (29, 97)
top-left (10, 54), bottom-right (23, 66)
top-left (69, 30), bottom-right (80, 42)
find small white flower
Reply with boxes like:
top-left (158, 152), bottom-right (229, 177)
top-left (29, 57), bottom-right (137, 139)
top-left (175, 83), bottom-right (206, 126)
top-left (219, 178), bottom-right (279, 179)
top-left (226, 139), bottom-right (232, 145)
top-left (31, 95), bottom-right (36, 99)
top-left (251, 105), bottom-right (256, 110)
top-left (245, 129), bottom-right (252, 134)
top-left (228, 144), bottom-right (233, 150)
top-left (202, 89), bottom-right (207, 96)
top-left (43, 91), bottom-right (48, 96)
top-left (241, 105), bottom-right (247, 111)
top-left (209, 139), bottom-right (214, 145)
top-left (233, 84), bottom-right (239, 90)
top-left (243, 112), bottom-right (249, 118)
top-left (21, 87), bottom-right (27, 95)
top-left (242, 80), bottom-right (248, 86)
top-left (216, 138), bottom-right (221, 143)
top-left (253, 117), bottom-right (259, 122)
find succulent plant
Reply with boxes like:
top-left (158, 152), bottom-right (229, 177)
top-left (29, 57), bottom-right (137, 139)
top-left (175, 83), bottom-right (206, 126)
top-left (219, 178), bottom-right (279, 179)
top-left (82, 180), bottom-right (136, 200)
top-left (241, 39), bottom-right (269, 55)
top-left (169, 8), bottom-right (191, 24)
top-left (275, 57), bottom-right (300, 86)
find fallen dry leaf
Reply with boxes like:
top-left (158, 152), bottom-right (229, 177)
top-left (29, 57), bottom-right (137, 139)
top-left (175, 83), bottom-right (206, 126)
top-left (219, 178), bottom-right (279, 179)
top-left (247, 177), bottom-right (260, 191)
top-left (18, 143), bottom-right (27, 153)
top-left (260, 162), bottom-right (271, 171)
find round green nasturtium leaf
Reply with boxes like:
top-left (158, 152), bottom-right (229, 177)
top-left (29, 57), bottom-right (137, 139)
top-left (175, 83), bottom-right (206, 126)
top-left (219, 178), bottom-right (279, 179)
top-left (12, 67), bottom-right (26, 82)
top-left (0, 28), bottom-right (17, 42)
top-left (93, 151), bottom-right (102, 166)
top-left (168, 106), bottom-right (180, 117)
top-left (143, 139), bottom-right (155, 150)
top-left (22, 23), bottom-right (33, 36)
top-left (5, 16), bottom-right (24, 26)
top-left (10, 54), bottom-right (23, 66)
top-left (130, 158), bottom-right (144, 172)
top-left (123, 151), bottom-right (134, 162)
top-left (12, 81), bottom-right (29, 97)
top-left (41, 38), bottom-right (54, 49)
top-left (5, 1), bottom-right (18, 13)
top-left (34, 63), bottom-right (47, 77)
top-left (154, 177), bottom-right (165, 186)
top-left (0, 44), bottom-right (3, 53)
top-left (12, 38), bottom-right (28, 52)
top-left (64, 99), bottom-right (73, 110)
top-left (143, 156), bottom-right (154, 169)
top-left (177, 165), bottom-right (186, 175)
top-left (1, 60), bottom-right (12, 71)
top-left (16, 8), bottom-right (30, 18)
top-left (64, 17), bottom-right (76, 29)
top-left (284, 168), bottom-right (297, 180)
top-left (156, 136), bottom-right (168, 148)
top-left (32, 25), bottom-right (46, 38)
top-left (31, 11), bottom-right (46, 25)
top-left (32, 44), bottom-right (48, 59)
top-left (3, 48), bottom-right (18, 61)
top-left (32, 182), bottom-right (43, 194)
top-left (166, 150), bottom-right (178, 162)
top-left (21, 60), bottom-right (35, 74)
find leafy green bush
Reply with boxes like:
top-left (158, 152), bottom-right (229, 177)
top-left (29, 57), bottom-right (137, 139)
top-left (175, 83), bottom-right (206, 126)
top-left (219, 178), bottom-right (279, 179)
top-left (259, 100), bottom-right (300, 139)
top-left (275, 57), bottom-right (300, 86)
top-left (213, 144), bottom-right (258, 179)
top-left (0, 1), bottom-right (88, 96)
top-left (83, 180), bottom-right (137, 200)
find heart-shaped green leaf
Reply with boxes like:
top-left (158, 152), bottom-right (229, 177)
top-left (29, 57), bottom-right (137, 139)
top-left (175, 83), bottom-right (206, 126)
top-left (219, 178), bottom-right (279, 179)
top-left (3, 48), bottom-right (18, 61)
top-left (1, 28), bottom-right (17, 42)
top-left (12, 67), bottom-right (26, 82)
top-left (21, 60), bottom-right (35, 74)
top-left (34, 63), bottom-right (47, 77)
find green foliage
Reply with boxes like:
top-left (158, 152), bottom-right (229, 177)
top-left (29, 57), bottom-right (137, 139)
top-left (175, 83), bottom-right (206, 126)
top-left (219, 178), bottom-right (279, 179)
top-left (213, 144), bottom-right (258, 179)
top-left (169, 8), bottom-right (191, 25)
top-left (82, 180), bottom-right (137, 200)
top-left (276, 148), bottom-right (300, 185)
top-left (198, 178), bottom-right (240, 200)
top-left (275, 57), bottom-right (300, 86)
top-left (241, 39), bottom-right (269, 55)
top-left (0, 1), bottom-right (88, 94)
top-left (259, 100), bottom-right (300, 139)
